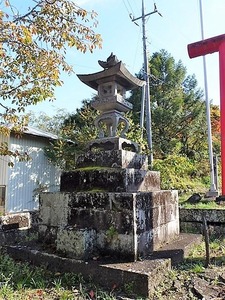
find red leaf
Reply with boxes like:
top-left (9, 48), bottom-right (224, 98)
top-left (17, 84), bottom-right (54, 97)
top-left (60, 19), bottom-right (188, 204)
top-left (89, 289), bottom-right (95, 299)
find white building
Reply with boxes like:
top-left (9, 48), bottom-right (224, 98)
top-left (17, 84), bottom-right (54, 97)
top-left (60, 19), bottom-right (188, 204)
top-left (0, 127), bottom-right (61, 213)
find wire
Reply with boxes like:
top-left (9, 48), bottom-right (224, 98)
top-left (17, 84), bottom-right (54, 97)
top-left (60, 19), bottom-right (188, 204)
top-left (122, 0), bottom-right (131, 16)
top-left (132, 27), bottom-right (142, 73)
top-left (126, 0), bottom-right (135, 16)
top-left (130, 0), bottom-right (139, 15)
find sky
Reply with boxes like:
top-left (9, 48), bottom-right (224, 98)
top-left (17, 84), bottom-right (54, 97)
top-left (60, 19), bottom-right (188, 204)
top-left (28, 0), bottom-right (225, 116)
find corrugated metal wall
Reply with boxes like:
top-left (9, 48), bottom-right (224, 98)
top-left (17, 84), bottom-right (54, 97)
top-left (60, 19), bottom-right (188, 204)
top-left (6, 135), bottom-right (61, 213)
top-left (0, 134), bottom-right (9, 186)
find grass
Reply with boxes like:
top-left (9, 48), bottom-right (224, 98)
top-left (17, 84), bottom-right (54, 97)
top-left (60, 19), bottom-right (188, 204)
top-left (0, 251), bottom-right (119, 300)
top-left (179, 191), bottom-right (225, 209)
top-left (180, 200), bottom-right (224, 209)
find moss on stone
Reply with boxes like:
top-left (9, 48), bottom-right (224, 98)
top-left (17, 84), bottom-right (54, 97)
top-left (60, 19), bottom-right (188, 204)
top-left (75, 166), bottom-right (114, 171)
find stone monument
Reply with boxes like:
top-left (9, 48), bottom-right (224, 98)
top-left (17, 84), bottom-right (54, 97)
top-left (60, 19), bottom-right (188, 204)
top-left (38, 54), bottom-right (179, 262)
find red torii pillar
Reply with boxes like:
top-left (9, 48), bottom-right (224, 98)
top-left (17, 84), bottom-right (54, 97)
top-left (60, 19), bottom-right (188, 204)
top-left (188, 34), bottom-right (225, 196)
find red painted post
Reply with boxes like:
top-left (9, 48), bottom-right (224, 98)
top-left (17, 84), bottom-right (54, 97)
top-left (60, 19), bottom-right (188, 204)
top-left (188, 34), bottom-right (225, 58)
top-left (219, 42), bottom-right (225, 195)
top-left (188, 34), bottom-right (225, 195)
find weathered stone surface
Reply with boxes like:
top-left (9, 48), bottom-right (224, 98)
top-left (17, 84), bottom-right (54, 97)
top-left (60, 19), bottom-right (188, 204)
top-left (180, 208), bottom-right (225, 222)
top-left (149, 233), bottom-right (202, 265)
top-left (39, 190), bottom-right (179, 259)
top-left (60, 169), bottom-right (160, 193)
top-left (99, 259), bottom-right (171, 298)
top-left (91, 95), bottom-right (133, 113)
top-left (193, 277), bottom-right (224, 300)
top-left (0, 212), bottom-right (31, 230)
top-left (39, 193), bottom-right (70, 227)
top-left (97, 231), bottom-right (134, 258)
top-left (56, 228), bottom-right (96, 260)
top-left (135, 190), bottom-right (179, 252)
top-left (38, 224), bottom-right (58, 244)
top-left (76, 149), bottom-right (148, 170)
top-left (68, 192), bottom-right (134, 210)
top-left (0, 212), bottom-right (38, 246)
top-left (87, 137), bottom-right (139, 152)
top-left (68, 208), bottom-right (133, 233)
top-left (152, 221), bottom-right (180, 250)
top-left (180, 208), bottom-right (225, 235)
top-left (6, 244), bottom-right (171, 298)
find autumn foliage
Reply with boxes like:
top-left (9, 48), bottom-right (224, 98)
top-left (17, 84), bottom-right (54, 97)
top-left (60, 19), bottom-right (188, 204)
top-left (0, 0), bottom-right (102, 153)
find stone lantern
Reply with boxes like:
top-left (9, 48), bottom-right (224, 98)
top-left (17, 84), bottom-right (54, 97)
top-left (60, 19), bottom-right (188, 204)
top-left (77, 53), bottom-right (144, 152)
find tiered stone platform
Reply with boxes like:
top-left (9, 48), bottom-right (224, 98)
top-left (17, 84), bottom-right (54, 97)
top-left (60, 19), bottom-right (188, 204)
top-left (39, 137), bottom-right (179, 261)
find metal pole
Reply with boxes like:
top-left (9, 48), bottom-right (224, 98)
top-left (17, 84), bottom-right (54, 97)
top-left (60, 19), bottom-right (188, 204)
top-left (132, 2), bottom-right (160, 168)
top-left (199, 0), bottom-right (217, 196)
top-left (140, 83), bottom-right (146, 138)
top-left (141, 0), bottom-right (153, 167)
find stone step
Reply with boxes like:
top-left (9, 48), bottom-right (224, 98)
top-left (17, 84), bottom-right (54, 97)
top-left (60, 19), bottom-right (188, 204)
top-left (148, 233), bottom-right (203, 265)
top-left (76, 149), bottom-right (148, 170)
top-left (5, 233), bottom-right (202, 298)
top-left (5, 244), bottom-right (171, 298)
top-left (60, 169), bottom-right (160, 193)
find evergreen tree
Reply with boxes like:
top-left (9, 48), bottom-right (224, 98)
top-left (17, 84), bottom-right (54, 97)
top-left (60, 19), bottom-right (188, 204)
top-left (129, 49), bottom-right (207, 159)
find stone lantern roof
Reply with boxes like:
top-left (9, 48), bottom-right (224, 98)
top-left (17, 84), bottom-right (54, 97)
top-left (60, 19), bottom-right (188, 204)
top-left (77, 61), bottom-right (145, 91)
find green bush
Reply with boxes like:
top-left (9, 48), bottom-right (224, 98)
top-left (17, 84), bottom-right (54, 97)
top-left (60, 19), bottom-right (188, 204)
top-left (153, 155), bottom-right (208, 192)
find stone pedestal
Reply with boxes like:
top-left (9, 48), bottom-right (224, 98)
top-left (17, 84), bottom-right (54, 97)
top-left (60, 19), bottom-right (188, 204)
top-left (39, 190), bottom-right (179, 261)
top-left (39, 138), bottom-right (179, 261)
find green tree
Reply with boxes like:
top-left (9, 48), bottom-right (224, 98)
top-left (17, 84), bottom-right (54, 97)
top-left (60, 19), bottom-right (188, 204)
top-left (129, 49), bottom-right (207, 159)
top-left (27, 109), bottom-right (69, 135)
top-left (0, 0), bottom-right (101, 156)
top-left (44, 99), bottom-right (99, 170)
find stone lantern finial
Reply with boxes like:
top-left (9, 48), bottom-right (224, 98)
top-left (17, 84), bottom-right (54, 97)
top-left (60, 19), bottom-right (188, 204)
top-left (98, 52), bottom-right (119, 69)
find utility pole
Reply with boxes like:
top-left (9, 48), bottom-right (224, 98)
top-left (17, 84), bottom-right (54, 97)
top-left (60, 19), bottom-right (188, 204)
top-left (132, 1), bottom-right (161, 168)
top-left (199, 0), bottom-right (218, 197)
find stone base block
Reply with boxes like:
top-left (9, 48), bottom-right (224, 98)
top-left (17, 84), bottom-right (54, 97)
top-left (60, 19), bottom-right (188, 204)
top-left (39, 190), bottom-right (179, 259)
top-left (76, 149), bottom-right (148, 170)
top-left (152, 220), bottom-right (180, 250)
top-left (39, 193), bottom-right (70, 227)
top-left (0, 212), bottom-right (31, 230)
top-left (56, 228), bottom-right (96, 260)
top-left (87, 137), bottom-right (139, 152)
top-left (96, 231), bottom-right (134, 258)
top-left (60, 169), bottom-right (160, 193)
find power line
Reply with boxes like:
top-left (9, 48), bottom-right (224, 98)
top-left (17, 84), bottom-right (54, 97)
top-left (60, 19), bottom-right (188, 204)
top-left (122, 0), bottom-right (132, 17)
top-left (132, 28), bottom-right (142, 73)
top-left (125, 0), bottom-right (135, 16)
top-left (130, 0), bottom-right (139, 15)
